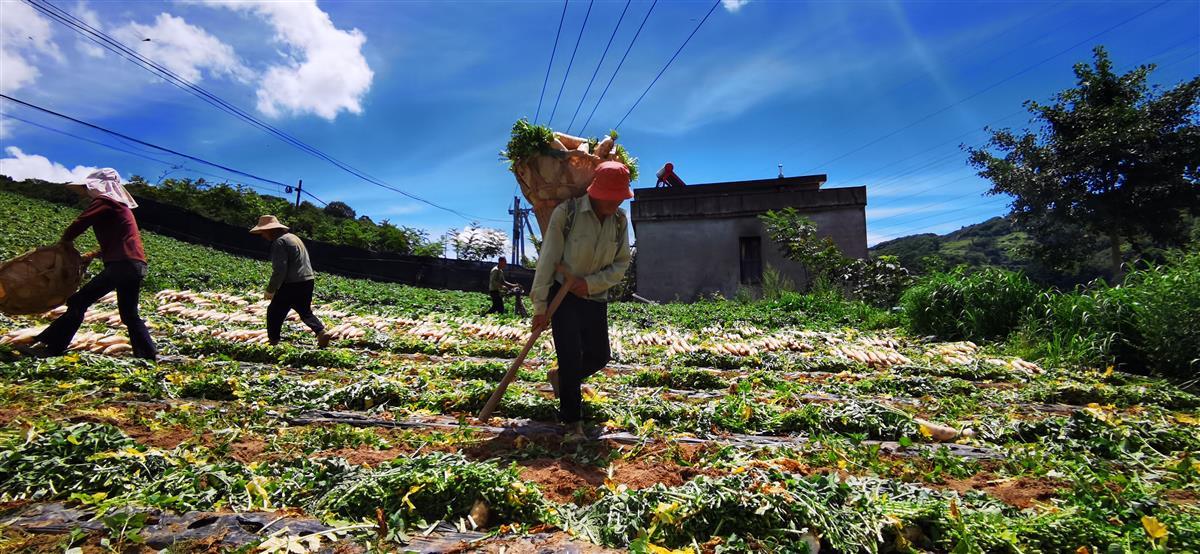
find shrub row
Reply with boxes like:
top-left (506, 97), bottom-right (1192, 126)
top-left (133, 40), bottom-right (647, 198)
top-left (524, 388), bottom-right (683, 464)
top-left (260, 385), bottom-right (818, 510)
top-left (901, 251), bottom-right (1200, 379)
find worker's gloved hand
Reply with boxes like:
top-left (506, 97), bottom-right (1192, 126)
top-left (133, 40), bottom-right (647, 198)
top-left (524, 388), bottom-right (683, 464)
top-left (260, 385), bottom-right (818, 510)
top-left (532, 314), bottom-right (549, 332)
top-left (568, 279), bottom-right (589, 298)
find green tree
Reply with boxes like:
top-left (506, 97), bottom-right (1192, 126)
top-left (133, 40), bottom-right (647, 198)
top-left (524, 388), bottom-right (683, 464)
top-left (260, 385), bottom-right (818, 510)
top-left (759, 208), bottom-right (845, 284)
top-left (968, 46), bottom-right (1200, 280)
top-left (323, 201), bottom-right (356, 219)
top-left (451, 223), bottom-right (507, 261)
top-left (760, 208), bottom-right (911, 306)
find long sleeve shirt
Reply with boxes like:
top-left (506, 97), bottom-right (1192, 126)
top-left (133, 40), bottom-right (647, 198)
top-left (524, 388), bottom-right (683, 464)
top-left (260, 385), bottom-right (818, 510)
top-left (267, 233), bottom-right (315, 293)
top-left (489, 266), bottom-right (506, 292)
top-left (62, 197), bottom-right (146, 263)
top-left (531, 195), bottom-right (631, 315)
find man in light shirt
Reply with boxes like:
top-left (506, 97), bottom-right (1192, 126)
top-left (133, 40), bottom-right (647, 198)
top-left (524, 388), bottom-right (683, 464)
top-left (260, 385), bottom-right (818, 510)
top-left (530, 161), bottom-right (633, 440)
top-left (485, 256), bottom-right (520, 314)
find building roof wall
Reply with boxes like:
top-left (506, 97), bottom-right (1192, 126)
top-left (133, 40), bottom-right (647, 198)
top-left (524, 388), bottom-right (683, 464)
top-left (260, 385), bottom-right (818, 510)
top-left (631, 175), bottom-right (866, 224)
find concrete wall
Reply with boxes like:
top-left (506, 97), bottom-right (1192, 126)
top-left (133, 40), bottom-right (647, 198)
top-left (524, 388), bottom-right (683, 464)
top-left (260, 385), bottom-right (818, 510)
top-left (634, 202), bottom-right (867, 303)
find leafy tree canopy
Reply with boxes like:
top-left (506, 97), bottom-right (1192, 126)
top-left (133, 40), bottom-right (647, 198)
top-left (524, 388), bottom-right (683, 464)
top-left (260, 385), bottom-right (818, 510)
top-left (967, 46), bottom-right (1200, 279)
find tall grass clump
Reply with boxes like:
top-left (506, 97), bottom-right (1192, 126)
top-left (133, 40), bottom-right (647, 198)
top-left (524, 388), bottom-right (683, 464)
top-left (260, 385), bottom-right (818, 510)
top-left (901, 267), bottom-right (1041, 341)
top-left (1020, 250), bottom-right (1200, 379)
top-left (761, 264), bottom-right (796, 301)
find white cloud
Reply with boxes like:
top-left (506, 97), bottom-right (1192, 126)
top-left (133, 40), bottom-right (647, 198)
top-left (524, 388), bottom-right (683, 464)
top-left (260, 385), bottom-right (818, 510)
top-left (0, 147), bottom-right (100, 183)
top-left (113, 13), bottom-right (248, 83)
top-left (722, 0), bottom-right (749, 12)
top-left (73, 1), bottom-right (107, 58)
top-left (663, 53), bottom-right (807, 134)
top-left (201, 0), bottom-right (374, 120)
top-left (0, 1), bottom-right (64, 93)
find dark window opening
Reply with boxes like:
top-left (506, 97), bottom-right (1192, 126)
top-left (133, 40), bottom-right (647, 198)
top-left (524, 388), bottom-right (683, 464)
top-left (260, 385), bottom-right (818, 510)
top-left (740, 236), bottom-right (762, 285)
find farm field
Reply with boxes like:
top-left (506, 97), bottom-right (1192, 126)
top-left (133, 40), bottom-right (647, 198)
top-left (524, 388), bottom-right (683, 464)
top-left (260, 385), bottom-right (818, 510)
top-left (1, 190), bottom-right (1199, 553)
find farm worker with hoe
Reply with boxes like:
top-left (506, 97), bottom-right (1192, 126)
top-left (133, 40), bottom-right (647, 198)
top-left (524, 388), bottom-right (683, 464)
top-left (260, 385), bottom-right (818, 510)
top-left (531, 161), bottom-right (633, 440)
top-left (249, 216), bottom-right (331, 348)
top-left (28, 168), bottom-right (157, 360)
top-left (485, 256), bottom-right (522, 315)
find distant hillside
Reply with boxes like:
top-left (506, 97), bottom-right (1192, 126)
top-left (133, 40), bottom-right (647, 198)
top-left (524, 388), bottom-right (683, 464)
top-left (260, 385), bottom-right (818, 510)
top-left (872, 214), bottom-right (1199, 288)
top-left (870, 216), bottom-right (1110, 287)
top-left (870, 217), bottom-right (1029, 272)
top-left (0, 175), bottom-right (442, 257)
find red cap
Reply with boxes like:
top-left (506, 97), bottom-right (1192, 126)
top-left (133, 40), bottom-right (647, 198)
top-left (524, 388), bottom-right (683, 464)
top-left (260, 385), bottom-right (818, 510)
top-left (587, 161), bottom-right (633, 201)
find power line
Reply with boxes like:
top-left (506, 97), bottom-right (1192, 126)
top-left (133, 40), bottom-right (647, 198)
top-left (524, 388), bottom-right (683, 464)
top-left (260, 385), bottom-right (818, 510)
top-left (873, 204), bottom-right (1010, 242)
top-left (26, 0), bottom-right (500, 222)
top-left (802, 0), bottom-right (1171, 173)
top-left (579, 0), bottom-right (657, 135)
top-left (861, 149), bottom-right (974, 196)
top-left (869, 179), bottom-right (990, 229)
top-left (2, 113), bottom-right (174, 167)
top-left (836, 30), bottom-right (1194, 194)
top-left (873, 1), bottom-right (1069, 101)
top-left (29, 0), bottom-right (433, 214)
top-left (567, 0), bottom-right (631, 134)
top-left (0, 112), bottom-right (314, 201)
top-left (0, 113), bottom-right (300, 194)
top-left (865, 30), bottom-right (1200, 231)
top-left (859, 33), bottom-right (1199, 209)
top-left (2, 94), bottom-right (301, 191)
top-left (827, 108), bottom-right (1026, 187)
top-left (24, 2), bottom-right (331, 182)
top-left (548, 0), bottom-right (595, 126)
top-left (535, 0), bottom-right (570, 124)
top-left (615, 0), bottom-right (721, 131)
top-left (302, 189), bottom-right (328, 206)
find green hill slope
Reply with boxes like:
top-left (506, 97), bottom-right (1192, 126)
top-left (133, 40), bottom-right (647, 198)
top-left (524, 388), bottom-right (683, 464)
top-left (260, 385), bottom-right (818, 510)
top-left (870, 217), bottom-right (1027, 273)
top-left (0, 190), bottom-right (893, 331)
top-left (0, 189), bottom-right (487, 317)
top-left (870, 217), bottom-right (1126, 286)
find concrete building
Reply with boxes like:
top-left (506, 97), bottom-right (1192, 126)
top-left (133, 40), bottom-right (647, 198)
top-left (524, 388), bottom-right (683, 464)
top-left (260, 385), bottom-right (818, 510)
top-left (630, 174), bottom-right (867, 302)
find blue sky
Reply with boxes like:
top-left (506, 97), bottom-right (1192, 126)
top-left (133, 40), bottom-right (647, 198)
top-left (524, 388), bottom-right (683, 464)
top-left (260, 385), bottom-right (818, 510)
top-left (1, 0), bottom-right (1197, 249)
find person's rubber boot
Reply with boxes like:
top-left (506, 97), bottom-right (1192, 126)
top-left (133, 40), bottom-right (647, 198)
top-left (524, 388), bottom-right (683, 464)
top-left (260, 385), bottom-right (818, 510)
top-left (12, 343), bottom-right (62, 359)
top-left (316, 332), bottom-right (331, 349)
top-left (563, 421), bottom-right (586, 443)
top-left (547, 369), bottom-right (560, 398)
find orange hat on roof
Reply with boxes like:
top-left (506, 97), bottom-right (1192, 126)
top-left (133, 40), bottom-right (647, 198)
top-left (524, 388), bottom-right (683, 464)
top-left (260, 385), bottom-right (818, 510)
top-left (587, 161), bottom-right (633, 201)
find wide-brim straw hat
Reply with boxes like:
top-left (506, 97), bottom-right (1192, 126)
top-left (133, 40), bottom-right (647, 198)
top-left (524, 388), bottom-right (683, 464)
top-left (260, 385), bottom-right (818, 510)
top-left (249, 215), bottom-right (289, 234)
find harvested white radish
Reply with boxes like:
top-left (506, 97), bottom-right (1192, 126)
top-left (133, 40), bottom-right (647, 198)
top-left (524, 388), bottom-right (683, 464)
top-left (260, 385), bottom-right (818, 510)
top-left (595, 136), bottom-right (614, 158)
top-left (554, 132), bottom-right (586, 149)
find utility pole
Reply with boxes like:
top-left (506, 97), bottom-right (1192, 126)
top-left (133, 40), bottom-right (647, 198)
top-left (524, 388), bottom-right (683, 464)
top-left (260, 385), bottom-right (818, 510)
top-left (507, 197), bottom-right (537, 266)
top-left (294, 179), bottom-right (303, 208)
top-left (508, 196), bottom-right (521, 265)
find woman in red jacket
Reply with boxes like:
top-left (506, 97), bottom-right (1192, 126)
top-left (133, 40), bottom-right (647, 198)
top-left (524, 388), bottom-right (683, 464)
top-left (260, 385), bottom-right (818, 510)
top-left (32, 168), bottom-right (157, 360)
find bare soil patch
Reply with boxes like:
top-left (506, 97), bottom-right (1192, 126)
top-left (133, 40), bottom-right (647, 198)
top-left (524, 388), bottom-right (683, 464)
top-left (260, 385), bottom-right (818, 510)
top-left (444, 531), bottom-right (622, 553)
top-left (942, 474), bottom-right (1065, 509)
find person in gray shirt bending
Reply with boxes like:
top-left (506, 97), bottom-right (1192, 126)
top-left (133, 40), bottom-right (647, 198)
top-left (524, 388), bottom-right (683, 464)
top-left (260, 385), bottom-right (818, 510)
top-left (249, 215), bottom-right (331, 348)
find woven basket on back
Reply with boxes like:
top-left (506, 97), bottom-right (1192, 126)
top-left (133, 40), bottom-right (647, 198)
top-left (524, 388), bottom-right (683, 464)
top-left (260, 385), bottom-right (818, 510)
top-left (0, 244), bottom-right (88, 316)
top-left (511, 133), bottom-right (624, 235)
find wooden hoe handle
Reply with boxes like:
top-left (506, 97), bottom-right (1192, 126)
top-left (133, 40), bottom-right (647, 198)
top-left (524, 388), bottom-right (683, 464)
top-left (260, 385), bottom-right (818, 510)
top-left (477, 266), bottom-right (576, 421)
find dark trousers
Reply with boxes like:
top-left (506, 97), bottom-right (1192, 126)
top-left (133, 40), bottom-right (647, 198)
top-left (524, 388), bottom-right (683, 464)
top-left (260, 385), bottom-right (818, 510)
top-left (267, 280), bottom-right (325, 344)
top-left (38, 261), bottom-right (156, 359)
top-left (485, 291), bottom-right (505, 314)
top-left (549, 282), bottom-right (611, 423)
